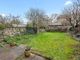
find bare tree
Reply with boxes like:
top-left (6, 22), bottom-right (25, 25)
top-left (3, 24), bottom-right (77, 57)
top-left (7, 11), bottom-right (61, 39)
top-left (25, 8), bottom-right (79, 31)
top-left (62, 0), bottom-right (80, 33)
top-left (10, 16), bottom-right (21, 25)
top-left (0, 14), bottom-right (22, 28)
top-left (5, 15), bottom-right (22, 27)
top-left (50, 14), bottom-right (58, 21)
top-left (26, 8), bottom-right (48, 33)
top-left (0, 15), bottom-right (6, 24)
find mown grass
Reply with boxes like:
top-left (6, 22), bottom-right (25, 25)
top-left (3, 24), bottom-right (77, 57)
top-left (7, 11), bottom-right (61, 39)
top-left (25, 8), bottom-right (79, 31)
top-left (5, 32), bottom-right (79, 60)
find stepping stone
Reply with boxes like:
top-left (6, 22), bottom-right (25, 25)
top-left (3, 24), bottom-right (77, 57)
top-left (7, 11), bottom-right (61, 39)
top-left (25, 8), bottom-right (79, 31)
top-left (0, 45), bottom-right (26, 60)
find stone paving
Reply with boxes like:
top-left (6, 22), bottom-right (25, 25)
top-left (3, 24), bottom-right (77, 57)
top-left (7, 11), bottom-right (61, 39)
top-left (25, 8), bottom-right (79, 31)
top-left (0, 45), bottom-right (26, 60)
top-left (0, 45), bottom-right (46, 60)
top-left (24, 54), bottom-right (46, 60)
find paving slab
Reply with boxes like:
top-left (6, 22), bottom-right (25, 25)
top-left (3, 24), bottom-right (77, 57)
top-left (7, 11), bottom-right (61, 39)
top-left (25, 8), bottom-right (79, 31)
top-left (0, 45), bottom-right (47, 60)
top-left (0, 45), bottom-right (26, 60)
top-left (24, 54), bottom-right (46, 60)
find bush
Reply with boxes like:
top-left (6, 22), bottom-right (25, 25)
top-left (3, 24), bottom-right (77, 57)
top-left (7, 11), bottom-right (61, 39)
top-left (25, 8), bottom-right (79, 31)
top-left (0, 24), bottom-right (6, 30)
top-left (26, 27), bottom-right (37, 34)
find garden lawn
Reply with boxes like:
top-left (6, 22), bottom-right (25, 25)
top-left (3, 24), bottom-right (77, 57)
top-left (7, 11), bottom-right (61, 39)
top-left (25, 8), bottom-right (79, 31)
top-left (5, 32), bottom-right (79, 60)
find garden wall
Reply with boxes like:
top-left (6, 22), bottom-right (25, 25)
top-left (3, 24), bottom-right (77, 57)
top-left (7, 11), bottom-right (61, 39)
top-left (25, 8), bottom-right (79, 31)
top-left (47, 25), bottom-right (71, 32)
top-left (3, 27), bottom-right (26, 36)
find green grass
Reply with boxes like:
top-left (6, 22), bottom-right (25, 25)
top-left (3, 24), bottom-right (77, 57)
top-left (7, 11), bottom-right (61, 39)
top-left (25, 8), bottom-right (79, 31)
top-left (5, 32), bottom-right (79, 60)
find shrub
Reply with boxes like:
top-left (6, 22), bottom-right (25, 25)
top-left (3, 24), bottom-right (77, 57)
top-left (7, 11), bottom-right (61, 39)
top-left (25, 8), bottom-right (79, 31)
top-left (26, 27), bottom-right (37, 34)
top-left (0, 24), bottom-right (6, 30)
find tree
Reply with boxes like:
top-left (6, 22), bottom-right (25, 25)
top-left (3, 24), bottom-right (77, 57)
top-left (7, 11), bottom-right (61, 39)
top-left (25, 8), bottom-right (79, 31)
top-left (62, 0), bottom-right (80, 33)
top-left (0, 14), bottom-right (22, 28)
top-left (26, 8), bottom-right (48, 33)
top-left (50, 14), bottom-right (58, 21)
top-left (5, 15), bottom-right (22, 27)
top-left (0, 15), bottom-right (6, 24)
top-left (10, 16), bottom-right (21, 25)
top-left (0, 15), bottom-right (8, 29)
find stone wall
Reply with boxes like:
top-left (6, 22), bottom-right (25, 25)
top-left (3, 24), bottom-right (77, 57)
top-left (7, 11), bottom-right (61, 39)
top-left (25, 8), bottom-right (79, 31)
top-left (47, 25), bottom-right (71, 32)
top-left (3, 27), bottom-right (26, 36)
